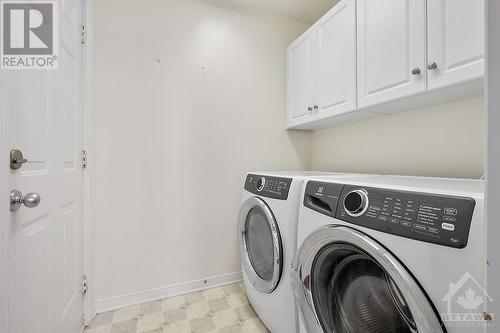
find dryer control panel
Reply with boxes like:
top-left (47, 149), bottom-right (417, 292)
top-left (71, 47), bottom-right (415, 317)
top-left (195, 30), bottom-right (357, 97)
top-left (304, 181), bottom-right (476, 249)
top-left (244, 174), bottom-right (292, 200)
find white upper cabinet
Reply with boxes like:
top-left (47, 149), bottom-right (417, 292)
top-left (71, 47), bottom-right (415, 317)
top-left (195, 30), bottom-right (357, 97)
top-left (357, 0), bottom-right (426, 109)
top-left (314, 0), bottom-right (357, 119)
top-left (427, 0), bottom-right (485, 90)
top-left (287, 0), bottom-right (356, 128)
top-left (286, 0), bottom-right (485, 129)
top-left (287, 31), bottom-right (314, 127)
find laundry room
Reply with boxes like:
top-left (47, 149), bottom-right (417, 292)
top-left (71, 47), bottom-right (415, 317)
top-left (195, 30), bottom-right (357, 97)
top-left (0, 0), bottom-right (498, 333)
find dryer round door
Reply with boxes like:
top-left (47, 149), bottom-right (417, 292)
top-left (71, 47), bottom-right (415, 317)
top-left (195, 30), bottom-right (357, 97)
top-left (292, 225), bottom-right (444, 333)
top-left (238, 197), bottom-right (283, 293)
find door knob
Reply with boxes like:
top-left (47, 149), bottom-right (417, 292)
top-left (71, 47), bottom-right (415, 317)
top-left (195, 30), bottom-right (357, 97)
top-left (427, 62), bottom-right (438, 70)
top-left (10, 190), bottom-right (41, 212)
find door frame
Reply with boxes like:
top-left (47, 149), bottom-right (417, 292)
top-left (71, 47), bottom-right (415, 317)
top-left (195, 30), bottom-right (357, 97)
top-left (82, 0), bottom-right (96, 326)
top-left (0, 0), bottom-right (95, 330)
top-left (1, 67), bottom-right (8, 333)
top-left (486, 0), bottom-right (499, 329)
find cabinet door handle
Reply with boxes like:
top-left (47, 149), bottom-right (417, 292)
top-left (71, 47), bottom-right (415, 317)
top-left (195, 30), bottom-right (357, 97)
top-left (411, 67), bottom-right (421, 75)
top-left (427, 62), bottom-right (438, 70)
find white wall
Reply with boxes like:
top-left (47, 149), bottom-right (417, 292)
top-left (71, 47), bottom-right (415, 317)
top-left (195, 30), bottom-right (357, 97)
top-left (91, 0), bottom-right (310, 308)
top-left (311, 97), bottom-right (485, 179)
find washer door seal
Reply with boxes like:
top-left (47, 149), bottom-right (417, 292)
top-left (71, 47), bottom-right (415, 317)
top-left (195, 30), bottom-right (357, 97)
top-left (291, 225), bottom-right (444, 333)
top-left (239, 197), bottom-right (283, 293)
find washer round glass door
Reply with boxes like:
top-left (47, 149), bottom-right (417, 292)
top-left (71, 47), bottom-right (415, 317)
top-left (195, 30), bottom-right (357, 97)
top-left (291, 226), bottom-right (444, 333)
top-left (238, 197), bottom-right (283, 293)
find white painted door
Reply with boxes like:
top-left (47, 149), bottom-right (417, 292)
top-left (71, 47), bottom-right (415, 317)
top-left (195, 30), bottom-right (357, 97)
top-left (4, 0), bottom-right (84, 332)
top-left (287, 31), bottom-right (314, 128)
top-left (313, 0), bottom-right (356, 119)
top-left (357, 0), bottom-right (426, 109)
top-left (427, 0), bottom-right (485, 90)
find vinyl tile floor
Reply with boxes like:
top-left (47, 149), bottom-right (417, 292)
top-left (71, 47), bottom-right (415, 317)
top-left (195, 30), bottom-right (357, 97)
top-left (84, 282), bottom-right (270, 333)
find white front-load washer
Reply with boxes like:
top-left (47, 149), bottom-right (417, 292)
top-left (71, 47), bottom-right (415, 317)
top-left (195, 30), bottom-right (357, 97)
top-left (238, 172), bottom-right (363, 333)
top-left (292, 175), bottom-right (487, 333)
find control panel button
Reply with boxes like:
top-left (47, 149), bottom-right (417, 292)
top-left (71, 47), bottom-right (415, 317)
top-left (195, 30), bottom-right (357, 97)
top-left (444, 208), bottom-right (458, 216)
top-left (378, 216), bottom-right (388, 222)
top-left (413, 224), bottom-right (427, 231)
top-left (344, 189), bottom-right (369, 217)
top-left (443, 216), bottom-right (456, 223)
top-left (256, 177), bottom-right (266, 192)
top-left (428, 227), bottom-right (440, 233)
top-left (441, 223), bottom-right (455, 231)
top-left (389, 218), bottom-right (399, 224)
top-left (401, 221), bottom-right (412, 227)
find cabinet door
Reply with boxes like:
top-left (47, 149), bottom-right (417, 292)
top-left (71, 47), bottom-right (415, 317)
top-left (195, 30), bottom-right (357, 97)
top-left (427, 0), bottom-right (485, 90)
top-left (314, 0), bottom-right (357, 119)
top-left (357, 0), bottom-right (426, 108)
top-left (287, 31), bottom-right (314, 127)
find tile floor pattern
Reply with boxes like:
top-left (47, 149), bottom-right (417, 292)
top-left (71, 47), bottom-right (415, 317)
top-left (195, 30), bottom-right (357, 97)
top-left (85, 282), bottom-right (270, 333)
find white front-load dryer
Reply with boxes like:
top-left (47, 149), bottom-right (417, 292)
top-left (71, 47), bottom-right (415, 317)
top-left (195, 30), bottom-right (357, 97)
top-left (292, 175), bottom-right (487, 333)
top-left (238, 172), bottom-right (362, 333)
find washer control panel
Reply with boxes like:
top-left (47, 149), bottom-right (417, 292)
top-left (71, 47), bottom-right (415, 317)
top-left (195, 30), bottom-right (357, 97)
top-left (244, 174), bottom-right (292, 200)
top-left (304, 181), bottom-right (476, 249)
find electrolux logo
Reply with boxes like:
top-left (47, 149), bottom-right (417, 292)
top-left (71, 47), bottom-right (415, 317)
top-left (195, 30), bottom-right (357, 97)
top-left (1, 0), bottom-right (58, 69)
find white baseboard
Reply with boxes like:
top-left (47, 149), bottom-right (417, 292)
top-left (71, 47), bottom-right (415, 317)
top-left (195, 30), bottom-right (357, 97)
top-left (94, 271), bottom-right (242, 313)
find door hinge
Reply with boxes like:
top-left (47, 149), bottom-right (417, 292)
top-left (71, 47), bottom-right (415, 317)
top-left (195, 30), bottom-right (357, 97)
top-left (81, 25), bottom-right (87, 44)
top-left (82, 275), bottom-right (88, 295)
top-left (81, 149), bottom-right (87, 168)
